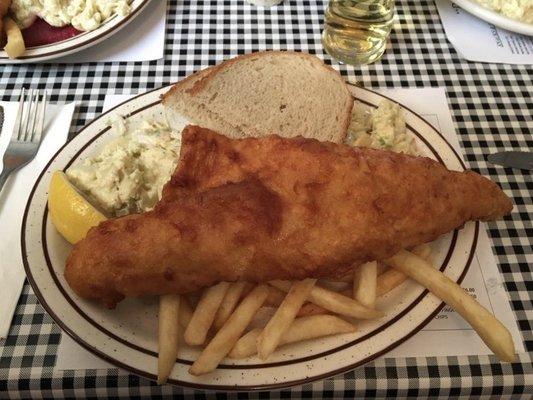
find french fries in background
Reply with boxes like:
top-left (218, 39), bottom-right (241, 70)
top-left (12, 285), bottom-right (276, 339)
top-left (3, 17), bottom-right (25, 59)
top-left (156, 242), bottom-right (516, 383)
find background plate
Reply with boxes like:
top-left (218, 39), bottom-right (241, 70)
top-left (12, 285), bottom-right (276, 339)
top-left (22, 84), bottom-right (479, 390)
top-left (0, 0), bottom-right (152, 63)
top-left (451, 0), bottom-right (533, 36)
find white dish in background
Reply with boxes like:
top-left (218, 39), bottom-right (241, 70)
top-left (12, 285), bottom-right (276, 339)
top-left (0, 0), bottom-right (152, 64)
top-left (451, 0), bottom-right (533, 36)
top-left (21, 83), bottom-right (479, 390)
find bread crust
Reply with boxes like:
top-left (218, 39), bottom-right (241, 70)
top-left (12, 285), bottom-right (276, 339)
top-left (161, 66), bottom-right (214, 106)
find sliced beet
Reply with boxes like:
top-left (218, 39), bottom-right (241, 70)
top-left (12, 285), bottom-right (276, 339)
top-left (22, 18), bottom-right (82, 47)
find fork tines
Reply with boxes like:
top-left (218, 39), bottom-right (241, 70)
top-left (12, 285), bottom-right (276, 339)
top-left (13, 88), bottom-right (48, 143)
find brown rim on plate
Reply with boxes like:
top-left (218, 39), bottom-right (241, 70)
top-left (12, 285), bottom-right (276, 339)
top-left (0, 0), bottom-right (152, 61)
top-left (21, 84), bottom-right (479, 390)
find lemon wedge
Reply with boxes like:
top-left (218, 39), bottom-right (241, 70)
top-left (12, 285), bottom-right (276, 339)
top-left (48, 171), bottom-right (107, 244)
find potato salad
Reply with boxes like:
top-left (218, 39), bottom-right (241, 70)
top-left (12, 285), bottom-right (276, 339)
top-left (474, 0), bottom-right (532, 23)
top-left (11, 0), bottom-right (131, 31)
top-left (67, 117), bottom-right (181, 217)
top-left (348, 99), bottom-right (418, 156)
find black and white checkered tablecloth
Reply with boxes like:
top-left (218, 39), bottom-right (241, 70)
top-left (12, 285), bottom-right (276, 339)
top-left (0, 0), bottom-right (531, 398)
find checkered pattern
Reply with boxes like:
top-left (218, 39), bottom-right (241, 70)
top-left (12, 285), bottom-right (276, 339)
top-left (0, 0), bottom-right (531, 397)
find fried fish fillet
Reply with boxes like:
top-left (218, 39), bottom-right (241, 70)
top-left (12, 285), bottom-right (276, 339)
top-left (65, 126), bottom-right (512, 308)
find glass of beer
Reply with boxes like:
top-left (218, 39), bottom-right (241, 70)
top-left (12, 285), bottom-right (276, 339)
top-left (322, 0), bottom-right (395, 65)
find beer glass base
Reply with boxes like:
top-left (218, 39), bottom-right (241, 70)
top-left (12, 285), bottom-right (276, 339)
top-left (322, 29), bottom-right (387, 65)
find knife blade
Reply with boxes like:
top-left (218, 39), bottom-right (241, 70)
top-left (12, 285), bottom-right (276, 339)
top-left (487, 151), bottom-right (533, 171)
top-left (0, 105), bottom-right (4, 138)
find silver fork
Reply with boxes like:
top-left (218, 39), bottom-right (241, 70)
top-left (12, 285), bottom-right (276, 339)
top-left (0, 89), bottom-right (47, 193)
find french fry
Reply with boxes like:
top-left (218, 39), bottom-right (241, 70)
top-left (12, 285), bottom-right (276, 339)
top-left (325, 263), bottom-right (385, 284)
top-left (189, 285), bottom-right (269, 375)
top-left (157, 294), bottom-right (180, 385)
top-left (412, 243), bottom-right (432, 261)
top-left (184, 282), bottom-right (230, 346)
top-left (240, 282), bottom-right (255, 299)
top-left (386, 249), bottom-right (516, 362)
top-left (353, 261), bottom-right (378, 308)
top-left (264, 285), bottom-right (286, 307)
top-left (179, 297), bottom-right (193, 328)
top-left (376, 244), bottom-right (433, 296)
top-left (319, 279), bottom-right (351, 292)
top-left (257, 279), bottom-right (316, 359)
top-left (214, 281), bottom-right (247, 330)
top-left (376, 268), bottom-right (408, 297)
top-left (3, 17), bottom-right (25, 59)
top-left (377, 261), bottom-right (388, 275)
top-left (270, 280), bottom-right (383, 319)
top-left (229, 315), bottom-right (356, 359)
top-left (332, 272), bottom-right (354, 283)
top-left (268, 292), bottom-right (332, 318)
top-left (296, 301), bottom-right (329, 317)
top-left (227, 330), bottom-right (260, 359)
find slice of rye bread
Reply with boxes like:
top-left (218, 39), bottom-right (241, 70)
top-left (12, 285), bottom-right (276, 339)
top-left (162, 51), bottom-right (354, 143)
top-left (163, 66), bottom-right (244, 138)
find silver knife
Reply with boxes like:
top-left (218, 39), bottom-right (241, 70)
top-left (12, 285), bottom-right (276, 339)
top-left (487, 151), bottom-right (533, 171)
top-left (0, 105), bottom-right (4, 138)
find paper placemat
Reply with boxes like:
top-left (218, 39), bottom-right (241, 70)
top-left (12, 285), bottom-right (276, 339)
top-left (55, 88), bottom-right (524, 371)
top-left (54, 0), bottom-right (165, 64)
top-left (435, 0), bottom-right (533, 64)
top-left (376, 88), bottom-right (525, 357)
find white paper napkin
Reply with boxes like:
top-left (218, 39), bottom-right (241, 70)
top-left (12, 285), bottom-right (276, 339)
top-left (51, 0), bottom-right (166, 64)
top-left (55, 89), bottom-right (524, 371)
top-left (435, 0), bottom-right (533, 64)
top-left (0, 101), bottom-right (75, 339)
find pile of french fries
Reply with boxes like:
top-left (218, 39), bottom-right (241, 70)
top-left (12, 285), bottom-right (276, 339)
top-left (157, 243), bottom-right (516, 384)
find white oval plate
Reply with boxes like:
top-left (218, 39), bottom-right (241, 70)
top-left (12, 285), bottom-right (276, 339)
top-left (451, 0), bottom-right (533, 36)
top-left (0, 0), bottom-right (152, 64)
top-left (22, 84), bottom-right (479, 390)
